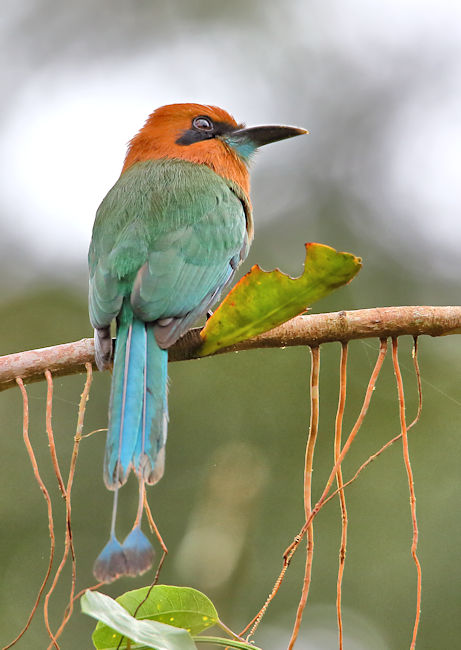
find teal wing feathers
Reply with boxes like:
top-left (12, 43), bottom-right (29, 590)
top-left (89, 158), bottom-right (248, 342)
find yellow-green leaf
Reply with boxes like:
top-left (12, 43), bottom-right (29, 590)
top-left (199, 243), bottom-right (361, 356)
top-left (82, 590), bottom-right (196, 650)
top-left (91, 586), bottom-right (218, 649)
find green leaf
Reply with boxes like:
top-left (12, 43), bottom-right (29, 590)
top-left (91, 586), bottom-right (218, 649)
top-left (81, 590), bottom-right (196, 650)
top-left (199, 243), bottom-right (361, 356)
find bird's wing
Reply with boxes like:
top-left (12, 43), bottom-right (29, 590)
top-left (88, 159), bottom-right (248, 345)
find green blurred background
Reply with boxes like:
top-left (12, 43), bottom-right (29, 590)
top-left (1, 1), bottom-right (461, 648)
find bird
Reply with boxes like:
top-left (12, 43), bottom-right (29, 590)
top-left (88, 103), bottom-right (307, 582)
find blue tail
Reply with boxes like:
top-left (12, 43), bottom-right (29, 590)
top-left (104, 305), bottom-right (168, 489)
top-left (94, 303), bottom-right (168, 583)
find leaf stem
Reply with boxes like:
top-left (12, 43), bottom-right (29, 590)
top-left (193, 636), bottom-right (262, 649)
top-left (216, 619), bottom-right (245, 642)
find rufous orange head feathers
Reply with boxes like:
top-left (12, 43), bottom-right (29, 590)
top-left (122, 104), bottom-right (250, 194)
top-left (122, 103), bottom-right (307, 198)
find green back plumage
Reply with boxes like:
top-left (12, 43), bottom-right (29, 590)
top-left (89, 158), bottom-right (249, 335)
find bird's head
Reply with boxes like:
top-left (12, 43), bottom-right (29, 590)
top-left (122, 103), bottom-right (307, 195)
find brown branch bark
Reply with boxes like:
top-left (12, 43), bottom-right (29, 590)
top-left (1, 305), bottom-right (460, 392)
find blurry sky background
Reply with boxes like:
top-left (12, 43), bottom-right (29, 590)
top-left (1, 1), bottom-right (461, 648)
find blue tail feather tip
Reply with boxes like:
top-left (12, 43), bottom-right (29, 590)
top-left (122, 525), bottom-right (154, 577)
top-left (93, 535), bottom-right (127, 583)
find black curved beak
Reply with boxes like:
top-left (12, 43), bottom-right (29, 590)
top-left (230, 124), bottom-right (308, 148)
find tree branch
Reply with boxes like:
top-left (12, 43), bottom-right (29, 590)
top-left (1, 306), bottom-right (460, 392)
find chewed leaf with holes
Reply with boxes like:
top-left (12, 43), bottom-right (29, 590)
top-left (199, 243), bottom-right (362, 356)
top-left (90, 586), bottom-right (218, 649)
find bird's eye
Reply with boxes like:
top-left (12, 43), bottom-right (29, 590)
top-left (193, 116), bottom-right (213, 131)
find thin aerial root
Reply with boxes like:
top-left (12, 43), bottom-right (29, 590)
top-left (242, 340), bottom-right (387, 645)
top-left (144, 495), bottom-right (168, 583)
top-left (239, 538), bottom-right (301, 637)
top-left (391, 338), bottom-right (422, 650)
top-left (287, 346), bottom-right (321, 650)
top-left (322, 433), bottom-right (402, 510)
top-left (63, 581), bottom-right (105, 617)
top-left (144, 491), bottom-right (168, 557)
top-left (45, 363), bottom-right (93, 648)
top-left (283, 340), bottom-right (388, 565)
top-left (335, 343), bottom-right (349, 650)
top-left (134, 479), bottom-right (146, 529)
top-left (240, 559), bottom-right (291, 639)
top-left (411, 337), bottom-right (423, 424)
top-left (130, 495), bottom-right (169, 623)
top-left (81, 427), bottom-right (107, 439)
top-left (322, 336), bottom-right (423, 511)
top-left (315, 339), bottom-right (387, 511)
top-left (243, 348), bottom-right (321, 643)
top-left (4, 379), bottom-right (56, 649)
top-left (57, 583), bottom-right (105, 645)
top-left (44, 370), bottom-right (66, 497)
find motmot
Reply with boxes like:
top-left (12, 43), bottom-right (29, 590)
top-left (88, 103), bottom-right (306, 582)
